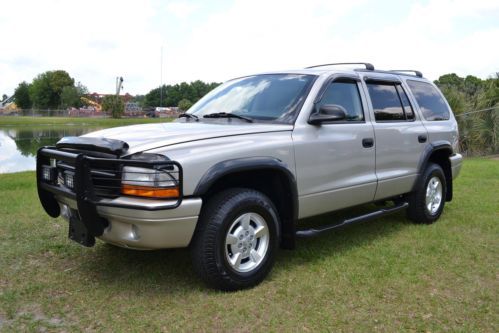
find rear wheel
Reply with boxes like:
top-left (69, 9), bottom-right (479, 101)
top-left (190, 188), bottom-right (279, 291)
top-left (407, 163), bottom-right (447, 224)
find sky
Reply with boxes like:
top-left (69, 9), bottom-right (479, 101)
top-left (0, 0), bottom-right (498, 96)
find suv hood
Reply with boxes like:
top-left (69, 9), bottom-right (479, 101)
top-left (82, 121), bottom-right (293, 154)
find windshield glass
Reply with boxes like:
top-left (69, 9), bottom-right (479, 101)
top-left (187, 74), bottom-right (315, 123)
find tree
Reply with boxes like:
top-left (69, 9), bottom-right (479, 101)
top-left (436, 73), bottom-right (499, 155)
top-left (102, 95), bottom-right (124, 118)
top-left (471, 74), bottom-right (499, 155)
top-left (60, 86), bottom-right (79, 109)
top-left (132, 94), bottom-right (146, 107)
top-left (29, 70), bottom-right (75, 109)
top-left (1, 94), bottom-right (7, 102)
top-left (13, 81), bottom-right (32, 109)
top-left (178, 99), bottom-right (193, 111)
top-left (60, 82), bottom-right (88, 108)
top-left (144, 81), bottom-right (221, 108)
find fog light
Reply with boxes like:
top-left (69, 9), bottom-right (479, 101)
top-left (42, 166), bottom-right (56, 182)
top-left (65, 172), bottom-right (75, 189)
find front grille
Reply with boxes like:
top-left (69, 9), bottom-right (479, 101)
top-left (54, 154), bottom-right (121, 198)
top-left (89, 166), bottom-right (121, 198)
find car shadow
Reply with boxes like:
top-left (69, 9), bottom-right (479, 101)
top-left (77, 204), bottom-right (411, 294)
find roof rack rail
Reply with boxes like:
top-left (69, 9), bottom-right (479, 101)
top-left (306, 62), bottom-right (375, 71)
top-left (389, 70), bottom-right (423, 78)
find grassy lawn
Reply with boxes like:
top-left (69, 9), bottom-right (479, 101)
top-left (0, 116), bottom-right (172, 127)
top-left (0, 158), bottom-right (497, 332)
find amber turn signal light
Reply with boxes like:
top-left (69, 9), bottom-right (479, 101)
top-left (121, 184), bottom-right (179, 199)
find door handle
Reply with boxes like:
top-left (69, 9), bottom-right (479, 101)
top-left (362, 138), bottom-right (374, 148)
top-left (418, 134), bottom-right (427, 143)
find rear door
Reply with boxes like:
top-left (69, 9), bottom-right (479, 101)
top-left (361, 76), bottom-right (428, 200)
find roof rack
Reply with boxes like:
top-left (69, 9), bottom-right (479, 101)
top-left (389, 70), bottom-right (423, 78)
top-left (306, 62), bottom-right (375, 71)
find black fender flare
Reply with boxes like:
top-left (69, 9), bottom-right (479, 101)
top-left (193, 157), bottom-right (298, 249)
top-left (413, 140), bottom-right (453, 200)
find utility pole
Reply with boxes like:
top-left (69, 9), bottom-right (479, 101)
top-left (116, 76), bottom-right (123, 95)
top-left (160, 45), bottom-right (163, 107)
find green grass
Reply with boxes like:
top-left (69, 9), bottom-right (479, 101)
top-left (0, 116), bottom-right (171, 127)
top-left (0, 158), bottom-right (497, 332)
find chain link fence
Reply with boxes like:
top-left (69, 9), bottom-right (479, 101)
top-left (0, 108), bottom-right (164, 118)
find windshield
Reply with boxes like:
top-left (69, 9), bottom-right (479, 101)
top-left (187, 74), bottom-right (315, 123)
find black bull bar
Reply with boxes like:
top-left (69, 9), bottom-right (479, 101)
top-left (36, 147), bottom-right (183, 247)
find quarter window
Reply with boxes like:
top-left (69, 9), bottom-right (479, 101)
top-left (317, 81), bottom-right (364, 121)
top-left (407, 80), bottom-right (450, 121)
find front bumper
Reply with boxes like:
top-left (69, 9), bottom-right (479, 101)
top-left (57, 195), bottom-right (202, 250)
top-left (36, 146), bottom-right (198, 249)
top-left (450, 153), bottom-right (463, 179)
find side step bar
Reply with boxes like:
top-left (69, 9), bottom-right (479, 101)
top-left (296, 202), bottom-right (409, 238)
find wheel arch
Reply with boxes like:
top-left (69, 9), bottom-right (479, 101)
top-left (193, 157), bottom-right (298, 249)
top-left (414, 141), bottom-right (453, 201)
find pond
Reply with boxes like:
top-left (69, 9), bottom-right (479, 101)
top-left (0, 126), bottom-right (102, 173)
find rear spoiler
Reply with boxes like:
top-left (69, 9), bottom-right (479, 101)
top-left (56, 137), bottom-right (129, 155)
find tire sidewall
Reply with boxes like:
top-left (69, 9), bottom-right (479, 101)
top-left (213, 191), bottom-right (279, 285)
top-left (421, 165), bottom-right (446, 221)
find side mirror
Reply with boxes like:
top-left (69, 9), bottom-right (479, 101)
top-left (308, 104), bottom-right (347, 125)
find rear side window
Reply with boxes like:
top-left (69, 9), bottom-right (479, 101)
top-left (366, 83), bottom-right (406, 121)
top-left (396, 85), bottom-right (414, 120)
top-left (407, 80), bottom-right (450, 121)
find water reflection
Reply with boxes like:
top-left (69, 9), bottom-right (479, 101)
top-left (0, 127), bottom-right (101, 173)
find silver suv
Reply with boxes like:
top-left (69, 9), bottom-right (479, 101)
top-left (36, 63), bottom-right (463, 290)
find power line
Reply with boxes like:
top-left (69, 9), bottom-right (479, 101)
top-left (455, 106), bottom-right (499, 117)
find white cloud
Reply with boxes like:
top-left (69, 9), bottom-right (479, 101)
top-left (165, 1), bottom-right (200, 18)
top-left (0, 0), bottom-right (497, 98)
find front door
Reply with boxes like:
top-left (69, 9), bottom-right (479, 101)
top-left (293, 76), bottom-right (377, 219)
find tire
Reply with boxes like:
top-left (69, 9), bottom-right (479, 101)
top-left (407, 162), bottom-right (447, 224)
top-left (190, 188), bottom-right (280, 291)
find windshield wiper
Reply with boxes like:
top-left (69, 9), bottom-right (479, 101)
top-left (178, 113), bottom-right (199, 121)
top-left (203, 112), bottom-right (253, 123)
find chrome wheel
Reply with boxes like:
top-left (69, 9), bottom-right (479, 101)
top-left (225, 212), bottom-right (269, 273)
top-left (425, 176), bottom-right (443, 215)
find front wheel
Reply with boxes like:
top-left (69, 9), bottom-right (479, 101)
top-left (190, 188), bottom-right (279, 291)
top-left (407, 163), bottom-right (447, 224)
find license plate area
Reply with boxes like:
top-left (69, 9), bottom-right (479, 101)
top-left (67, 210), bottom-right (96, 247)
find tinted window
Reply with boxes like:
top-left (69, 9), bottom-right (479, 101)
top-left (407, 80), bottom-right (450, 121)
top-left (396, 85), bottom-right (414, 120)
top-left (318, 81), bottom-right (364, 121)
top-left (367, 83), bottom-right (405, 121)
top-left (188, 74), bottom-right (315, 123)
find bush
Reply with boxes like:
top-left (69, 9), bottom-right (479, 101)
top-left (101, 95), bottom-right (125, 118)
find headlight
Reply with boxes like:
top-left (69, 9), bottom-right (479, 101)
top-left (121, 166), bottom-right (179, 199)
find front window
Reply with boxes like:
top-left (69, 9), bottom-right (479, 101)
top-left (317, 80), bottom-right (364, 121)
top-left (188, 74), bottom-right (315, 123)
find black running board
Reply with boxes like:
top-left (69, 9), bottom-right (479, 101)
top-left (296, 202), bottom-right (409, 238)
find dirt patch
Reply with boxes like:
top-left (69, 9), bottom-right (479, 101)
top-left (14, 304), bottom-right (65, 329)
